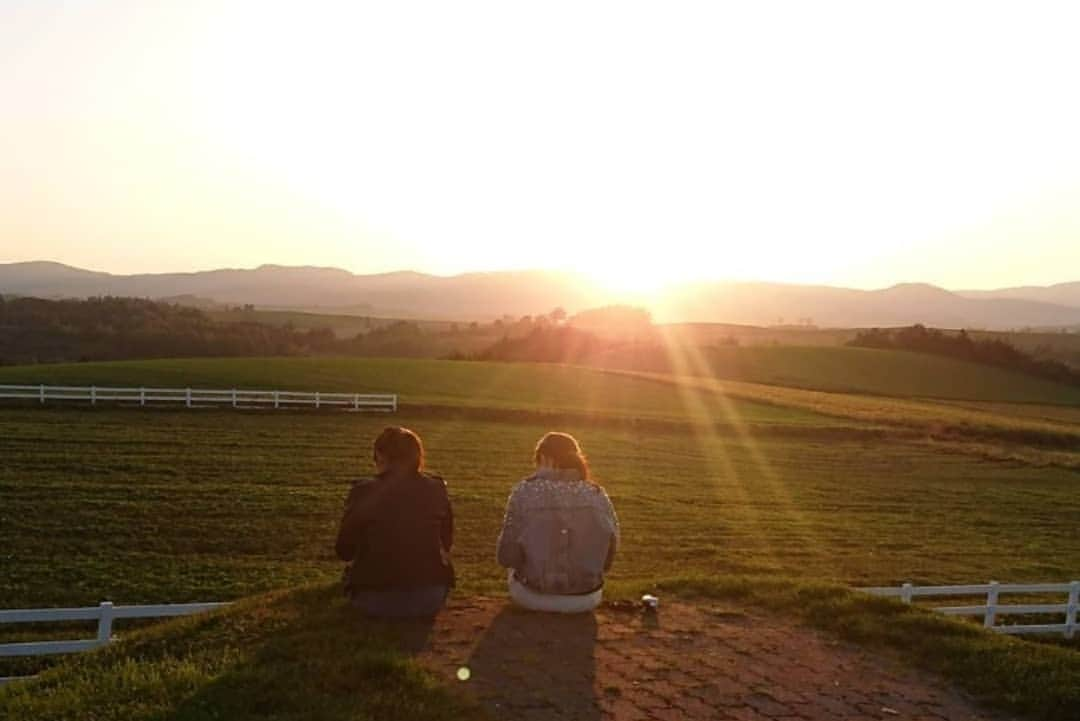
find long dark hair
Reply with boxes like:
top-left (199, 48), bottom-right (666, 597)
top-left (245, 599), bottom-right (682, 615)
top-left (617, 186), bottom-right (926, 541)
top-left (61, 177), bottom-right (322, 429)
top-left (373, 426), bottom-right (424, 474)
top-left (533, 431), bottom-right (591, 481)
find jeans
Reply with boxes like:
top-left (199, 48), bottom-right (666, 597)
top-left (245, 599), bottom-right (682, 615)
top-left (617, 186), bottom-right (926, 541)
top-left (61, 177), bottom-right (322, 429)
top-left (350, 585), bottom-right (449, 618)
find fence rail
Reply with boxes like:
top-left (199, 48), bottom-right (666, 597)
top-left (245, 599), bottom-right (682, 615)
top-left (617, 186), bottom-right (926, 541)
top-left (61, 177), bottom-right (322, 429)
top-left (0, 384), bottom-right (397, 412)
top-left (861, 580), bottom-right (1079, 638)
top-left (0, 600), bottom-right (230, 684)
top-left (0, 601), bottom-right (229, 685)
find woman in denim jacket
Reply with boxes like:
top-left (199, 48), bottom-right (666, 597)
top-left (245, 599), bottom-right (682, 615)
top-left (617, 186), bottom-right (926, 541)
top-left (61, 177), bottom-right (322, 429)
top-left (496, 432), bottom-right (619, 613)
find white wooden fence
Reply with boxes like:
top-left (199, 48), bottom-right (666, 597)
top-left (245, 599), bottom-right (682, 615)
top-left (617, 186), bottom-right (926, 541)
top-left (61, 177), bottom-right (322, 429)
top-left (0, 600), bottom-right (229, 685)
top-left (0, 384), bottom-right (397, 412)
top-left (861, 581), bottom-right (1080, 638)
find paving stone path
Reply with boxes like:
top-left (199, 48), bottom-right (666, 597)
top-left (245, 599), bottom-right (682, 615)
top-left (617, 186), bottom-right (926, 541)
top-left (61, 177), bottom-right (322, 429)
top-left (408, 596), bottom-right (1015, 721)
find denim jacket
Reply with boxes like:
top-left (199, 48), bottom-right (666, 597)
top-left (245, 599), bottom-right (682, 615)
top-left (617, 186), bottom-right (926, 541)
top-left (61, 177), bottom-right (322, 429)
top-left (496, 468), bottom-right (619, 595)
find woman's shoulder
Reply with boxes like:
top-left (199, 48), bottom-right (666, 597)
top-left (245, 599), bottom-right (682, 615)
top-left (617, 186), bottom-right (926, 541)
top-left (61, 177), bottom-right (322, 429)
top-left (342, 476), bottom-right (379, 507)
top-left (509, 475), bottom-right (543, 496)
top-left (352, 475), bottom-right (380, 487)
top-left (515, 474), bottom-right (601, 495)
top-left (417, 472), bottom-right (449, 494)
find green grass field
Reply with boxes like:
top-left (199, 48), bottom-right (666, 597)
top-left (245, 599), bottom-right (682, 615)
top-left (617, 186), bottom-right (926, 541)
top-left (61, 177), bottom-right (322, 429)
top-left (5, 406), bottom-right (1078, 616)
top-left (2, 357), bottom-right (1079, 719)
top-left (0, 357), bottom-right (833, 426)
top-left (1, 357), bottom-right (1077, 615)
top-left (206, 309), bottom-right (383, 338)
top-left (702, 345), bottom-right (1080, 404)
top-left (607, 369), bottom-right (1080, 468)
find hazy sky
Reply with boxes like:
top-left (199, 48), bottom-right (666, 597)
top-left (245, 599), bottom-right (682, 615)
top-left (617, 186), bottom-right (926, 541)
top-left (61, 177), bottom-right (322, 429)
top-left (2, 1), bottom-right (1079, 290)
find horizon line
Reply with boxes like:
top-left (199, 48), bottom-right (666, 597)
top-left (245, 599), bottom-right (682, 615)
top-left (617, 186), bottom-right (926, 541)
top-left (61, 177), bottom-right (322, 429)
top-left (1, 258), bottom-right (1077, 294)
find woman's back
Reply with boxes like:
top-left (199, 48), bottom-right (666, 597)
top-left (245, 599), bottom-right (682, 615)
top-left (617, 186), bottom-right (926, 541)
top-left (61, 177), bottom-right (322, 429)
top-left (497, 467), bottom-right (618, 596)
top-left (337, 470), bottom-right (454, 591)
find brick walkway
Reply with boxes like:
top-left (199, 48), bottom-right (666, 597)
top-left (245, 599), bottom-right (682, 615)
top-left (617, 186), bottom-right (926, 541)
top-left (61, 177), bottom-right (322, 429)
top-left (409, 597), bottom-right (1014, 721)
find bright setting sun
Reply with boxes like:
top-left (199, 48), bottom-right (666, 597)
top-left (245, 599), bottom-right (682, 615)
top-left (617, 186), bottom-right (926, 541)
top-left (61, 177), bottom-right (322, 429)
top-left (3, 1), bottom-right (1080, 290)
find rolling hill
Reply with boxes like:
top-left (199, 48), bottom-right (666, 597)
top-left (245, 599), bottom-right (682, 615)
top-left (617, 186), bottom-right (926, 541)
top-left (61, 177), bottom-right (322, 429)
top-left (0, 261), bottom-right (606, 321)
top-left (4, 261), bottom-right (1080, 328)
top-left (696, 346), bottom-right (1080, 404)
top-left (959, 281), bottom-right (1080, 309)
top-left (0, 357), bottom-right (825, 426)
top-left (658, 281), bottom-right (1080, 329)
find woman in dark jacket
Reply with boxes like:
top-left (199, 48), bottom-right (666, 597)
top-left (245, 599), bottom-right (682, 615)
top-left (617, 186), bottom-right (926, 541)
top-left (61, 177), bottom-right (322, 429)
top-left (335, 426), bottom-right (454, 617)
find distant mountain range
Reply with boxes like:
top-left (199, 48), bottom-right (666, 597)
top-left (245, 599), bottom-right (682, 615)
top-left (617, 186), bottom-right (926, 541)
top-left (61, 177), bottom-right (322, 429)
top-left (956, 282), bottom-right (1080, 308)
top-left (2, 260), bottom-right (1080, 330)
top-left (0, 261), bottom-right (609, 321)
top-left (661, 281), bottom-right (1080, 329)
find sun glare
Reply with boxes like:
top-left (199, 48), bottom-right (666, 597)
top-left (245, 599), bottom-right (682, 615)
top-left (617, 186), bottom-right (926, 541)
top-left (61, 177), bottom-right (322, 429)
top-left (3, 3), bottom-right (1080, 287)
top-left (579, 253), bottom-right (697, 299)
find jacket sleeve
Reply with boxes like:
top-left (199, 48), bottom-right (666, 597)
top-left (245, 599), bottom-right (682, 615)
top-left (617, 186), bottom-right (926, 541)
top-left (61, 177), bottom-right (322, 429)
top-left (602, 489), bottom-right (620, 572)
top-left (495, 484), bottom-right (524, 569)
top-left (335, 482), bottom-right (371, 561)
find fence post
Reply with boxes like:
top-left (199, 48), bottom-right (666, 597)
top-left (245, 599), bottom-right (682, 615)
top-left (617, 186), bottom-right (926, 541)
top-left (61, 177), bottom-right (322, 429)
top-left (186, 388), bottom-right (192, 408)
top-left (274, 391), bottom-right (279, 409)
top-left (900, 582), bottom-right (913, 604)
top-left (315, 391), bottom-right (320, 410)
top-left (392, 394), bottom-right (398, 413)
top-left (140, 387), bottom-right (146, 406)
top-left (1066, 580), bottom-right (1079, 640)
top-left (232, 389), bottom-right (237, 408)
top-left (984, 581), bottom-right (999, 629)
top-left (39, 384), bottom-right (45, 405)
top-left (90, 385), bottom-right (96, 406)
top-left (96, 601), bottom-right (114, 647)
top-left (353, 393), bottom-right (359, 411)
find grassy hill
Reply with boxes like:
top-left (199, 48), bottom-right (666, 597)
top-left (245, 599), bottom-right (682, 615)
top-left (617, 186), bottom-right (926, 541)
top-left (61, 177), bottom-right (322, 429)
top-left (3, 580), bottom-right (1079, 721)
top-left (0, 585), bottom-right (487, 721)
top-left (2, 358), bottom-right (1080, 719)
top-left (3, 405), bottom-right (1078, 615)
top-left (205, 309), bottom-right (461, 338)
top-left (206, 308), bottom-right (387, 338)
top-left (699, 345), bottom-right (1080, 404)
top-left (0, 357), bottom-right (827, 426)
top-left (1, 356), bottom-right (1078, 464)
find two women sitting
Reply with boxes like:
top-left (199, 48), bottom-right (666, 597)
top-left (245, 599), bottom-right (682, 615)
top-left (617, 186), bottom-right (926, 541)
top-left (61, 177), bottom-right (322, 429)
top-left (334, 427), bottom-right (619, 617)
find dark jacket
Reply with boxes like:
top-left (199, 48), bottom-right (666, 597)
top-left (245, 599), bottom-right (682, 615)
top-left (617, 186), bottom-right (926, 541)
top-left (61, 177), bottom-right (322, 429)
top-left (335, 470), bottom-right (455, 593)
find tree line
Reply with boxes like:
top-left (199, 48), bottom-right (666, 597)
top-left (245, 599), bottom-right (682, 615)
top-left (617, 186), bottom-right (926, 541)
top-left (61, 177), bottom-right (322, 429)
top-left (7, 297), bottom-right (1076, 391)
top-left (0, 296), bottom-right (586, 364)
top-left (848, 324), bottom-right (1080, 387)
top-left (0, 296), bottom-right (338, 364)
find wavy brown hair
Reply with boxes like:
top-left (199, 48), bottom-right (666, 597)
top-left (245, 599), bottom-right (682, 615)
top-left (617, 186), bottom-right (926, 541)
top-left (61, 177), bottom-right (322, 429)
top-left (533, 431), bottom-right (591, 481)
top-left (373, 426), bottom-right (425, 473)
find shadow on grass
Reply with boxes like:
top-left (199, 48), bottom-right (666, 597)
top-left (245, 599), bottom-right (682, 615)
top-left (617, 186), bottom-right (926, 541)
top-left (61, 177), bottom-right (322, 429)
top-left (165, 589), bottom-right (479, 721)
top-left (0, 584), bottom-right (487, 721)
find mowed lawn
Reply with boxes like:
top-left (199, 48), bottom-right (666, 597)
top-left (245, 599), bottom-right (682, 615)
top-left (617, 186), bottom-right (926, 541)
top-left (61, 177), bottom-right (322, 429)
top-left (3, 386), bottom-right (1080, 720)
top-left (703, 345), bottom-right (1080, 404)
top-left (0, 357), bottom-right (827, 426)
top-left (3, 406), bottom-right (1079, 614)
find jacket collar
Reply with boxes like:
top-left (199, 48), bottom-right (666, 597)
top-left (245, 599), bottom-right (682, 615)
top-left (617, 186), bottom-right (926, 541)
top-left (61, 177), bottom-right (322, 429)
top-left (532, 467), bottom-right (583, 483)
